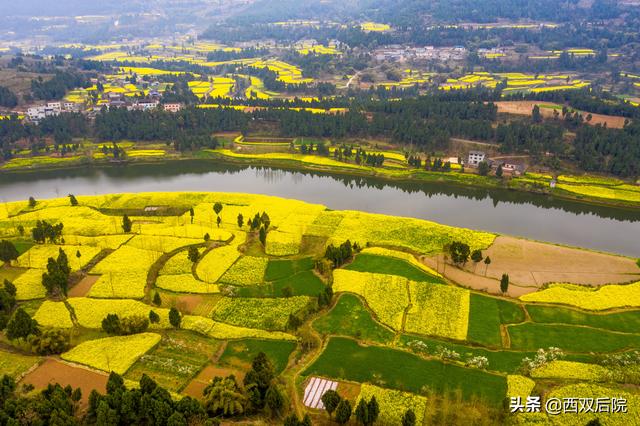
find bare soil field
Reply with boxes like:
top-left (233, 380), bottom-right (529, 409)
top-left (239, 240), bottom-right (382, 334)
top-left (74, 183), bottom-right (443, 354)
top-left (20, 359), bottom-right (108, 406)
top-left (496, 101), bottom-right (627, 129)
top-left (182, 364), bottom-right (245, 399)
top-left (68, 275), bottom-right (99, 297)
top-left (425, 236), bottom-right (640, 296)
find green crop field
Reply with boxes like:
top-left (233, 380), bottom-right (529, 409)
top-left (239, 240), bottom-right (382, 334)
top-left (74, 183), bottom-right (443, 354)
top-left (345, 253), bottom-right (445, 283)
top-left (526, 305), bottom-right (640, 333)
top-left (305, 337), bottom-right (508, 406)
top-left (219, 339), bottom-right (296, 373)
top-left (508, 323), bottom-right (640, 352)
top-left (313, 294), bottom-right (395, 344)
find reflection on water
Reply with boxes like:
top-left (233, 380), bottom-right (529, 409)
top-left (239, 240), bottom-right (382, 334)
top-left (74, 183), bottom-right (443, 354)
top-left (0, 160), bottom-right (638, 256)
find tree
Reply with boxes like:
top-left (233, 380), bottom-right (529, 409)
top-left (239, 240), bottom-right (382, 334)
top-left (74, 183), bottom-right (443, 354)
top-left (169, 307), bottom-right (181, 328)
top-left (471, 249), bottom-right (483, 272)
top-left (448, 241), bottom-right (471, 266)
top-left (203, 376), bottom-right (246, 417)
top-left (264, 385), bottom-right (284, 417)
top-left (188, 247), bottom-right (199, 263)
top-left (28, 197), bottom-right (37, 208)
top-left (189, 207), bottom-right (194, 224)
top-left (42, 249), bottom-right (71, 296)
top-left (7, 308), bottom-right (39, 340)
top-left (259, 226), bottom-right (267, 246)
top-left (484, 256), bottom-right (492, 276)
top-left (68, 194), bottom-right (78, 206)
top-left (216, 216), bottom-right (222, 228)
top-left (28, 328), bottom-right (69, 355)
top-left (335, 399), bottom-right (352, 424)
top-left (149, 310), bottom-right (160, 324)
top-left (122, 215), bottom-right (132, 233)
top-left (153, 292), bottom-right (162, 306)
top-left (501, 273), bottom-right (510, 294)
top-left (402, 409), bottom-right (416, 426)
top-left (532, 105), bottom-right (542, 123)
top-left (237, 213), bottom-right (244, 228)
top-left (321, 389), bottom-right (341, 418)
top-left (0, 240), bottom-right (19, 265)
top-left (478, 161), bottom-right (490, 176)
top-left (102, 314), bottom-right (121, 335)
top-left (496, 165), bottom-right (503, 178)
top-left (213, 202), bottom-right (223, 216)
top-left (4, 279), bottom-right (16, 297)
top-left (367, 396), bottom-right (379, 424)
top-left (355, 399), bottom-right (369, 425)
top-left (204, 233), bottom-right (210, 242)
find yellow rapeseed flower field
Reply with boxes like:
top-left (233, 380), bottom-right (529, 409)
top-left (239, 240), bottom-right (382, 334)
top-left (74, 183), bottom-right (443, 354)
top-left (333, 269), bottom-right (409, 330)
top-left (521, 281), bottom-right (640, 310)
top-left (61, 333), bottom-right (161, 375)
top-left (405, 282), bottom-right (470, 340)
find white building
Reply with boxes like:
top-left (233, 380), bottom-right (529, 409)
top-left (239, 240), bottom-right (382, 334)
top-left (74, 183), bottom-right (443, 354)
top-left (468, 151), bottom-right (486, 167)
top-left (163, 103), bottom-right (183, 113)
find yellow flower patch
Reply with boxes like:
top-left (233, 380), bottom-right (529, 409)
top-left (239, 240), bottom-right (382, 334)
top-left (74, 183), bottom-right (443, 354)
top-left (356, 384), bottom-right (427, 425)
top-left (61, 333), bottom-right (161, 375)
top-left (266, 231), bottom-right (302, 256)
top-left (16, 245), bottom-right (101, 271)
top-left (156, 274), bottom-right (220, 294)
top-left (90, 246), bottom-right (161, 299)
top-left (507, 375), bottom-right (536, 399)
top-left (521, 281), bottom-right (640, 310)
top-left (219, 256), bottom-right (268, 286)
top-left (405, 282), bottom-right (470, 340)
top-left (13, 269), bottom-right (46, 300)
top-left (33, 301), bottom-right (74, 328)
top-left (65, 298), bottom-right (171, 329)
top-left (207, 321), bottom-right (297, 341)
top-left (212, 296), bottom-right (313, 331)
top-left (332, 270), bottom-right (409, 330)
top-left (126, 235), bottom-right (202, 253)
top-left (531, 361), bottom-right (611, 382)
top-left (196, 244), bottom-right (241, 283)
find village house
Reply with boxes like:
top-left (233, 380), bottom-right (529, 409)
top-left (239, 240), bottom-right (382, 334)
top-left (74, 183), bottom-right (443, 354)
top-left (467, 150), bottom-right (486, 167)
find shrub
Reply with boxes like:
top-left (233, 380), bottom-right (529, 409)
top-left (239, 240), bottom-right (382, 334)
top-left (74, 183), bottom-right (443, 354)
top-left (28, 328), bottom-right (70, 355)
top-left (119, 315), bottom-right (150, 335)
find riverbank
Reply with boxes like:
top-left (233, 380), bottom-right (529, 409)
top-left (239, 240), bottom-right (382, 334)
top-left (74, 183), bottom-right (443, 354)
top-left (2, 147), bottom-right (640, 211)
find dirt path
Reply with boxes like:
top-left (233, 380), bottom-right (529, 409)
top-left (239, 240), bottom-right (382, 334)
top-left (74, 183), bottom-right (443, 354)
top-left (68, 275), bottom-right (99, 297)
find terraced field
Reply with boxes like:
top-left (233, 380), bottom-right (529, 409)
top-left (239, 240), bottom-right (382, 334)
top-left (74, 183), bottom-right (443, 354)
top-left (0, 191), bottom-right (639, 424)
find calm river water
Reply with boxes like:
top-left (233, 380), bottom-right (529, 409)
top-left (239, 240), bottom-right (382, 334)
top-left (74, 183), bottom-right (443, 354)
top-left (0, 161), bottom-right (638, 256)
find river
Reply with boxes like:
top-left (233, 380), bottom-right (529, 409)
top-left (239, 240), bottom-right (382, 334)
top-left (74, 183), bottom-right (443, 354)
top-left (0, 161), bottom-right (638, 257)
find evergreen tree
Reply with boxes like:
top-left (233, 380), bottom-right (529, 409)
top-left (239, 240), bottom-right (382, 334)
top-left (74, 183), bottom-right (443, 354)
top-left (0, 240), bottom-right (19, 265)
top-left (153, 292), bottom-right (162, 306)
top-left (321, 389), bottom-right (341, 418)
top-left (264, 385), bottom-right (284, 417)
top-left (237, 213), bottom-right (244, 228)
top-left (169, 308), bottom-right (181, 328)
top-left (335, 399), bottom-right (352, 424)
top-left (7, 308), bottom-right (40, 340)
top-left (355, 399), bottom-right (369, 425)
top-left (149, 310), bottom-right (160, 324)
top-left (188, 247), bottom-right (200, 263)
top-left (68, 194), bottom-right (78, 206)
top-left (122, 214), bottom-right (132, 233)
top-left (28, 197), bottom-right (37, 208)
top-left (259, 226), bottom-right (267, 246)
top-left (402, 409), bottom-right (417, 426)
top-left (367, 396), bottom-right (379, 424)
top-left (501, 273), bottom-right (510, 294)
